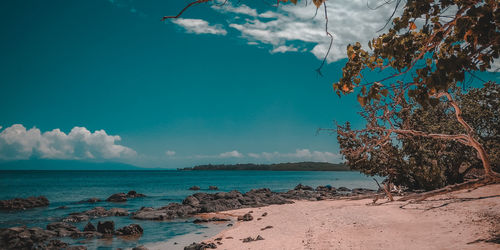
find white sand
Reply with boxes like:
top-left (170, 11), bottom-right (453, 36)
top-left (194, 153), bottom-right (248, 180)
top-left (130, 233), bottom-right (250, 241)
top-left (191, 184), bottom-right (500, 250)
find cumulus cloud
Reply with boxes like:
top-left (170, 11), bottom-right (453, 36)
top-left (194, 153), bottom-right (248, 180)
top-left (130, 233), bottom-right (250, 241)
top-left (271, 45), bottom-right (298, 54)
top-left (185, 148), bottom-right (340, 162)
top-left (172, 18), bottom-right (227, 35)
top-left (212, 3), bottom-right (257, 17)
top-left (165, 150), bottom-right (176, 157)
top-left (212, 0), bottom-right (397, 62)
top-left (0, 124), bottom-right (136, 160)
top-left (219, 150), bottom-right (244, 158)
top-left (248, 149), bottom-right (341, 162)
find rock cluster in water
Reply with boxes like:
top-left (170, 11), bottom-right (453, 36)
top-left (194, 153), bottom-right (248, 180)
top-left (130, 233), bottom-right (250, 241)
top-left (106, 190), bottom-right (146, 202)
top-left (0, 196), bottom-right (49, 210)
top-left (63, 207), bottom-right (129, 222)
top-left (132, 188), bottom-right (292, 221)
top-left (133, 184), bottom-right (376, 221)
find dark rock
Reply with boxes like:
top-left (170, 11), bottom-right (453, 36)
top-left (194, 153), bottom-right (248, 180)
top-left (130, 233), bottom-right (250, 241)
top-left (116, 224), bottom-right (143, 236)
top-left (337, 187), bottom-right (351, 192)
top-left (262, 212), bottom-right (268, 217)
top-left (57, 206), bottom-right (68, 209)
top-left (227, 224), bottom-right (233, 227)
top-left (242, 235), bottom-right (264, 243)
top-left (83, 222), bottom-right (96, 232)
top-left (184, 242), bottom-right (217, 250)
top-left (106, 193), bottom-right (128, 202)
top-left (208, 186), bottom-right (219, 190)
top-left (133, 246), bottom-right (149, 250)
top-left (183, 196), bottom-right (200, 207)
top-left (189, 186), bottom-right (201, 190)
top-left (193, 217), bottom-right (230, 223)
top-left (78, 197), bottom-right (101, 204)
top-left (97, 221), bottom-right (115, 235)
top-left (294, 184), bottom-right (314, 191)
top-left (127, 190), bottom-right (146, 198)
top-left (261, 226), bottom-right (273, 231)
top-left (237, 213), bottom-right (253, 221)
top-left (63, 207), bottom-right (129, 222)
top-left (0, 196), bottom-right (49, 210)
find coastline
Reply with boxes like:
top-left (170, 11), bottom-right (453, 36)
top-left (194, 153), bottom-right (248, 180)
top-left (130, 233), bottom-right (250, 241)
top-left (158, 184), bottom-right (500, 250)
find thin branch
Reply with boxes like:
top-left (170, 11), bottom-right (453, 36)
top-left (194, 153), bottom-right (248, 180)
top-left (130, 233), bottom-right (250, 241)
top-left (161, 0), bottom-right (213, 21)
top-left (316, 1), bottom-right (334, 76)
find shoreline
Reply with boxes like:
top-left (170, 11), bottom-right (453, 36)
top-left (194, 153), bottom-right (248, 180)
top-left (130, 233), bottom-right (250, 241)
top-left (160, 184), bottom-right (500, 250)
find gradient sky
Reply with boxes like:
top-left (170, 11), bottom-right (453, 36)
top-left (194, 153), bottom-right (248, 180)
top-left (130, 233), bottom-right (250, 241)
top-left (0, 0), bottom-right (498, 168)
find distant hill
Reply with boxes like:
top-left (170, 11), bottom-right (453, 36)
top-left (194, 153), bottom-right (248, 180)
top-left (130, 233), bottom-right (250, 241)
top-left (179, 162), bottom-right (351, 171)
top-left (0, 159), bottom-right (144, 171)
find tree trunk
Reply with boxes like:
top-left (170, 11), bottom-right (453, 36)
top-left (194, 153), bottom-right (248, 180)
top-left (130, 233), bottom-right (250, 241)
top-left (437, 92), bottom-right (500, 180)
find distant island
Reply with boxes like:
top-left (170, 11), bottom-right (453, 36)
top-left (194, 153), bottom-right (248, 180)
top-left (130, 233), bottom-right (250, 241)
top-left (179, 162), bottom-right (351, 171)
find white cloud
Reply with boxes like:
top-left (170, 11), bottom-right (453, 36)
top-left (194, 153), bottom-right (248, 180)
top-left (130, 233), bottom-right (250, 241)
top-left (247, 149), bottom-right (341, 162)
top-left (212, 3), bottom-right (257, 17)
top-left (0, 124), bottom-right (136, 160)
top-left (172, 18), bottom-right (227, 35)
top-left (165, 150), bottom-right (176, 156)
top-left (212, 0), bottom-right (398, 62)
top-left (271, 45), bottom-right (298, 54)
top-left (219, 150), bottom-right (243, 158)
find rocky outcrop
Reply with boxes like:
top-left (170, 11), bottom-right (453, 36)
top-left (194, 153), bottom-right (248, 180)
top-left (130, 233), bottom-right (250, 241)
top-left (132, 189), bottom-right (292, 221)
top-left (0, 196), bottom-right (49, 210)
top-left (132, 246), bottom-right (148, 250)
top-left (127, 190), bottom-right (146, 198)
top-left (208, 186), bottom-right (219, 190)
top-left (97, 221), bottom-right (115, 235)
top-left (116, 224), bottom-right (143, 236)
top-left (46, 222), bottom-right (80, 237)
top-left (133, 185), bottom-right (376, 221)
top-left (63, 207), bottom-right (129, 222)
top-left (106, 193), bottom-right (127, 202)
top-left (189, 186), bottom-right (201, 190)
top-left (106, 191), bottom-right (146, 202)
top-left (0, 226), bottom-right (56, 249)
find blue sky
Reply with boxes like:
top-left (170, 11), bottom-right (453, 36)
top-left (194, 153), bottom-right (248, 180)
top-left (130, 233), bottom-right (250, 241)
top-left (0, 0), bottom-right (498, 168)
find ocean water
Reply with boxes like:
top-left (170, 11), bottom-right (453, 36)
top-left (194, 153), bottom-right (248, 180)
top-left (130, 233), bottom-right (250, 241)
top-left (0, 170), bottom-right (380, 249)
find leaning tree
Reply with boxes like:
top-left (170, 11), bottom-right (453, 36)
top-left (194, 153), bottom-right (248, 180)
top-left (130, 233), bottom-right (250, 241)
top-left (163, 0), bottom-right (500, 185)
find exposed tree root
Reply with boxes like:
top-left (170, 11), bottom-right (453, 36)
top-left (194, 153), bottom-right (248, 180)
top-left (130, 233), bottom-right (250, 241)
top-left (398, 176), bottom-right (500, 202)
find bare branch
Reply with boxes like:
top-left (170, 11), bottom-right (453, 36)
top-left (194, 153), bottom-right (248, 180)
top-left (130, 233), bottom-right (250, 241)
top-left (316, 1), bottom-right (334, 76)
top-left (161, 0), bottom-right (213, 21)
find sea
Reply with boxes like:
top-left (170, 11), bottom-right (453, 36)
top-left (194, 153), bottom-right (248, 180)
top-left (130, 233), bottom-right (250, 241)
top-left (0, 170), bottom-right (380, 249)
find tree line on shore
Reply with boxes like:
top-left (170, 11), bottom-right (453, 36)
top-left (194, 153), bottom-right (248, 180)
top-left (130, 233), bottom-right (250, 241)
top-left (179, 162), bottom-right (350, 171)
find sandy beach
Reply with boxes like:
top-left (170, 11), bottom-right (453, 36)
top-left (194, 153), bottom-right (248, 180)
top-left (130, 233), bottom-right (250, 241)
top-left (172, 184), bottom-right (500, 250)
